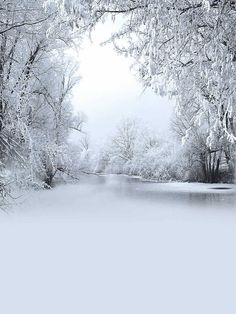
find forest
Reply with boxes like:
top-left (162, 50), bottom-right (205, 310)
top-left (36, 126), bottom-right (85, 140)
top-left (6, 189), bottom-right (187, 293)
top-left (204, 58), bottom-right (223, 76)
top-left (0, 0), bottom-right (236, 201)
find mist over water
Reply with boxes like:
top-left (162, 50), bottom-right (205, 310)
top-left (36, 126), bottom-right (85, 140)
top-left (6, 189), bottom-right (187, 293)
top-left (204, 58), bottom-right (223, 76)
top-left (5, 174), bottom-right (236, 221)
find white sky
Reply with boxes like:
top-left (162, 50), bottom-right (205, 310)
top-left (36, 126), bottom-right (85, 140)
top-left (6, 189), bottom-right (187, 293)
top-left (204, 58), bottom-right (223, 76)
top-left (71, 22), bottom-right (174, 144)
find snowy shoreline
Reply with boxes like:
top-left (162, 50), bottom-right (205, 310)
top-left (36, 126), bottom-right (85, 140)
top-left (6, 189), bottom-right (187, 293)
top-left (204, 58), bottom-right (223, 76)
top-left (91, 173), bottom-right (236, 193)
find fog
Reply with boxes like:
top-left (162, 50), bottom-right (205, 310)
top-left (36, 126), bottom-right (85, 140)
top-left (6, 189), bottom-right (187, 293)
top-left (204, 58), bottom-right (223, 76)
top-left (1, 176), bottom-right (236, 314)
top-left (71, 22), bottom-right (174, 144)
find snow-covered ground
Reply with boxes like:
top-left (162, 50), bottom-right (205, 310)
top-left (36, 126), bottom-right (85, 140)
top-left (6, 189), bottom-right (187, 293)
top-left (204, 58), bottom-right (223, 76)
top-left (0, 175), bottom-right (236, 314)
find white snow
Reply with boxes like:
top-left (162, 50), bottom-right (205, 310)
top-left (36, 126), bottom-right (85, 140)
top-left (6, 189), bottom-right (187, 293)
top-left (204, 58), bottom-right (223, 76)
top-left (0, 175), bottom-right (236, 314)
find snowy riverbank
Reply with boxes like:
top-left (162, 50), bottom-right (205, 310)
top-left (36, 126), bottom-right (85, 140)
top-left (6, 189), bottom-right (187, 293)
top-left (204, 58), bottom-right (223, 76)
top-left (0, 175), bottom-right (236, 314)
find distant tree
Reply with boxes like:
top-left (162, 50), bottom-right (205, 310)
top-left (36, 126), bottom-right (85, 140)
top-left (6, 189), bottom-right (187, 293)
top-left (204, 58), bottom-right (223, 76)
top-left (110, 118), bottom-right (139, 162)
top-left (95, 118), bottom-right (184, 181)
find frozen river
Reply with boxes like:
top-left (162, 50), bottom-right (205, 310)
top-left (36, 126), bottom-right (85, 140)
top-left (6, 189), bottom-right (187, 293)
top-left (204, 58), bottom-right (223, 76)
top-left (9, 174), bottom-right (236, 219)
top-left (0, 175), bottom-right (236, 314)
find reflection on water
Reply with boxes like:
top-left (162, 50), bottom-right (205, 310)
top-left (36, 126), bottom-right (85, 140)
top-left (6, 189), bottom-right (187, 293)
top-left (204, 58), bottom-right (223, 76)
top-left (80, 174), bottom-right (236, 209)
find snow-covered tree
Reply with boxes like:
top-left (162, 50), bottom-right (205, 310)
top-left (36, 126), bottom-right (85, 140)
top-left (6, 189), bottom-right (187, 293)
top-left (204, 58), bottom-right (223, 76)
top-left (0, 0), bottom-right (83, 189)
top-left (93, 118), bottom-right (184, 181)
top-left (172, 105), bottom-right (235, 182)
top-left (53, 0), bottom-right (236, 181)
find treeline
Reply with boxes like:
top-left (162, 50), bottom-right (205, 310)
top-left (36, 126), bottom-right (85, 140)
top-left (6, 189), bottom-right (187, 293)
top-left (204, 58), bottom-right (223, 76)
top-left (0, 0), bottom-right (85, 193)
top-left (82, 118), bottom-right (234, 183)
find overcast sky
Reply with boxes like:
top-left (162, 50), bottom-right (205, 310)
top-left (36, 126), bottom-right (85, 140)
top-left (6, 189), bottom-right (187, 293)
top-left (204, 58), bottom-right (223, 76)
top-left (71, 22), bottom-right (174, 144)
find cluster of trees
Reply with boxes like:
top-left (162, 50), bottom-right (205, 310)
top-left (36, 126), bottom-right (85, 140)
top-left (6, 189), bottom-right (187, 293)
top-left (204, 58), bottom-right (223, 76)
top-left (53, 0), bottom-right (236, 183)
top-left (172, 106), bottom-right (235, 183)
top-left (1, 0), bottom-right (235, 192)
top-left (88, 119), bottom-right (185, 181)
top-left (84, 117), bottom-right (232, 183)
top-left (80, 115), bottom-right (233, 183)
top-left (0, 0), bottom-right (86, 193)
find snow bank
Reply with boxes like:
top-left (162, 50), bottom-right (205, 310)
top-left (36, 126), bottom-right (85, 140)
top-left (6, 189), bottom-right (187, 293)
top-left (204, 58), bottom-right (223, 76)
top-left (0, 176), bottom-right (236, 314)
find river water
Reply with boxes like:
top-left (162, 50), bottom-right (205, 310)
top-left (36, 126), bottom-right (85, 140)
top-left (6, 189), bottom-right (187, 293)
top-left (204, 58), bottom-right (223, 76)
top-left (9, 174), bottom-right (235, 220)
